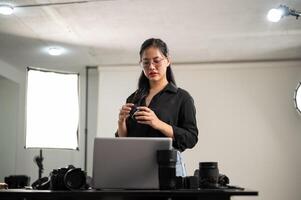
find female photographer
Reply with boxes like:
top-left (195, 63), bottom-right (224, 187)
top-left (116, 38), bottom-right (198, 176)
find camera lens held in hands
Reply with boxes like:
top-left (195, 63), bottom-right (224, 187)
top-left (129, 104), bottom-right (139, 121)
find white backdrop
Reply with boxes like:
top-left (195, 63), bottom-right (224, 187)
top-left (97, 66), bottom-right (141, 137)
top-left (97, 62), bottom-right (301, 200)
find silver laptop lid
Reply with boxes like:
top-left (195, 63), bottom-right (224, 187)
top-left (92, 137), bottom-right (172, 189)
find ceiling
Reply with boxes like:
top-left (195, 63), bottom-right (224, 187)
top-left (0, 0), bottom-right (301, 72)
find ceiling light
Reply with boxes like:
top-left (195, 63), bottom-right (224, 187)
top-left (267, 5), bottom-right (301, 22)
top-left (0, 5), bottom-right (14, 15)
top-left (48, 47), bottom-right (64, 56)
top-left (267, 8), bottom-right (283, 22)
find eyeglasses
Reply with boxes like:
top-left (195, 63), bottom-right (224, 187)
top-left (140, 57), bottom-right (165, 69)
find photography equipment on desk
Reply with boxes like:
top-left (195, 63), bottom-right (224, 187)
top-left (175, 176), bottom-right (199, 189)
top-left (156, 151), bottom-right (209, 190)
top-left (199, 162), bottom-right (219, 188)
top-left (50, 165), bottom-right (87, 190)
top-left (0, 183), bottom-right (8, 189)
top-left (156, 150), bottom-right (177, 190)
top-left (31, 177), bottom-right (50, 190)
top-left (4, 175), bottom-right (30, 189)
top-left (32, 165), bottom-right (88, 190)
top-left (218, 174), bottom-right (230, 186)
top-left (156, 148), bottom-right (201, 190)
top-left (194, 162), bottom-right (244, 190)
top-left (172, 161), bottom-right (243, 190)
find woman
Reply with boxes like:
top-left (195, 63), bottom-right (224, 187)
top-left (116, 38), bottom-right (198, 176)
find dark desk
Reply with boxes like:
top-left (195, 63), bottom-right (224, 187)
top-left (0, 188), bottom-right (258, 200)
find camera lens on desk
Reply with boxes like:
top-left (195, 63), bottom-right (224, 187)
top-left (50, 168), bottom-right (68, 190)
top-left (157, 150), bottom-right (177, 190)
top-left (50, 166), bottom-right (86, 190)
top-left (199, 162), bottom-right (219, 189)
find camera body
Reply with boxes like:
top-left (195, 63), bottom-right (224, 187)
top-left (129, 104), bottom-right (139, 121)
top-left (50, 165), bottom-right (86, 190)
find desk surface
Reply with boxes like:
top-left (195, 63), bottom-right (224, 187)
top-left (0, 188), bottom-right (258, 200)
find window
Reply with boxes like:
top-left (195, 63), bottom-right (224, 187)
top-left (25, 68), bottom-right (79, 149)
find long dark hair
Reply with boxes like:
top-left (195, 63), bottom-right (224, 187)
top-left (132, 38), bottom-right (176, 103)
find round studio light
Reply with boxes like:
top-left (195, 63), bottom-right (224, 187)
top-left (48, 47), bottom-right (64, 56)
top-left (267, 8), bottom-right (283, 22)
top-left (0, 5), bottom-right (14, 15)
top-left (294, 82), bottom-right (301, 114)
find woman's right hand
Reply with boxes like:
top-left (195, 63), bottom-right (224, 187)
top-left (118, 103), bottom-right (134, 124)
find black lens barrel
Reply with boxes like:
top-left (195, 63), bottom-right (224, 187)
top-left (157, 150), bottom-right (177, 190)
top-left (199, 162), bottom-right (219, 188)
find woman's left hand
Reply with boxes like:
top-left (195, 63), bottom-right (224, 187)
top-left (134, 106), bottom-right (162, 129)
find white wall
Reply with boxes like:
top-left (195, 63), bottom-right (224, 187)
top-left (0, 76), bottom-right (19, 182)
top-left (0, 60), bottom-right (24, 84)
top-left (0, 60), bottom-right (24, 182)
top-left (97, 66), bottom-right (141, 136)
top-left (97, 61), bottom-right (301, 200)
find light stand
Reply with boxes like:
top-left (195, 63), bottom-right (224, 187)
top-left (34, 149), bottom-right (44, 179)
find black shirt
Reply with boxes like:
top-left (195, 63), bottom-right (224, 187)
top-left (122, 83), bottom-right (198, 152)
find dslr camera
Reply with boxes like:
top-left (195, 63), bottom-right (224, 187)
top-left (50, 165), bottom-right (87, 190)
top-left (32, 165), bottom-right (87, 190)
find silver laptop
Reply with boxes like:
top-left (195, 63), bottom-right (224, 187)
top-left (92, 137), bottom-right (172, 189)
